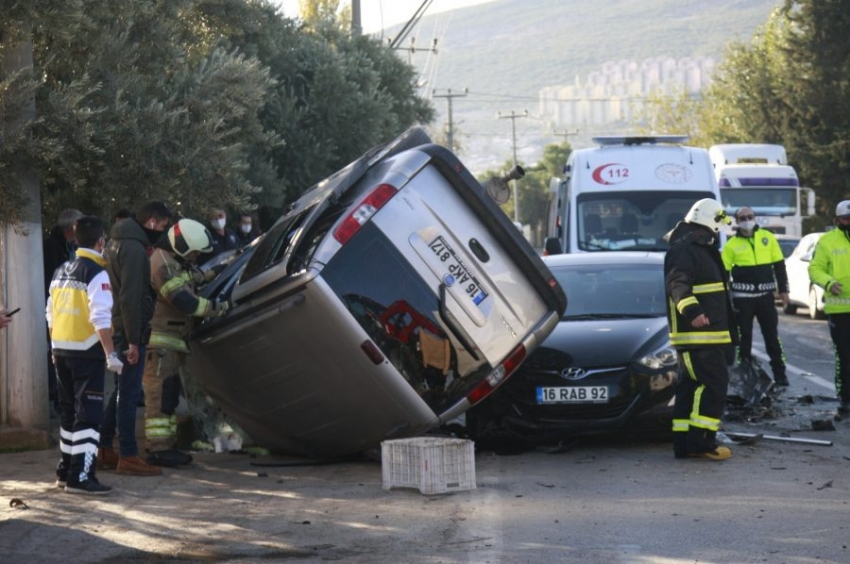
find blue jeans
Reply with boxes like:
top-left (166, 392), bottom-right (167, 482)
top-left (101, 334), bottom-right (145, 457)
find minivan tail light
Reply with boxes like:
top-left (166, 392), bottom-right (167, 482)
top-left (333, 183), bottom-right (398, 245)
top-left (466, 344), bottom-right (527, 405)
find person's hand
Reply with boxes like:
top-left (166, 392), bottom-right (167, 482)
top-left (127, 343), bottom-right (140, 365)
top-left (0, 311), bottom-right (11, 330)
top-left (107, 351), bottom-right (124, 375)
top-left (691, 314), bottom-right (710, 328)
top-left (830, 281), bottom-right (843, 296)
top-left (189, 267), bottom-right (206, 285)
top-left (210, 300), bottom-right (230, 317)
top-left (779, 292), bottom-right (790, 307)
top-left (204, 263), bottom-right (226, 282)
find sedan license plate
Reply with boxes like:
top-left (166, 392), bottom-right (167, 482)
top-left (428, 235), bottom-right (488, 307)
top-left (537, 386), bottom-right (608, 404)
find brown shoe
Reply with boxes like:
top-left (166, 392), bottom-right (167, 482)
top-left (98, 447), bottom-right (119, 470)
top-left (116, 456), bottom-right (163, 476)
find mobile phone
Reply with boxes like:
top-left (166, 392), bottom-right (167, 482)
top-left (6, 308), bottom-right (20, 316)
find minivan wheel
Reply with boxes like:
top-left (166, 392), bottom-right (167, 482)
top-left (809, 286), bottom-right (825, 320)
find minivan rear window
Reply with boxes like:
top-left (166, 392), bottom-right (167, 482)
top-left (321, 222), bottom-right (490, 414)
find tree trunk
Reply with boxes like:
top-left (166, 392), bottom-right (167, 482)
top-left (0, 22), bottom-right (50, 445)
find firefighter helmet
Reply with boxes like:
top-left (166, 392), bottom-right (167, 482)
top-left (168, 219), bottom-right (213, 258)
top-left (684, 198), bottom-right (730, 233)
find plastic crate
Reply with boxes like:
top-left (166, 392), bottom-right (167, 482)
top-left (381, 437), bottom-right (476, 495)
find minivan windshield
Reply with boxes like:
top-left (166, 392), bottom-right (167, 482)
top-left (577, 190), bottom-right (716, 251)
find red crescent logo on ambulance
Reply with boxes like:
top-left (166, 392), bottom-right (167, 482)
top-left (592, 163), bottom-right (629, 185)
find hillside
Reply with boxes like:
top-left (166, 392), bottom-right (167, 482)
top-left (383, 0), bottom-right (782, 171)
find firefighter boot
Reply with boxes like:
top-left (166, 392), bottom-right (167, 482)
top-left (686, 429), bottom-right (732, 461)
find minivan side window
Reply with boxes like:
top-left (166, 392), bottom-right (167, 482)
top-left (240, 204), bottom-right (316, 283)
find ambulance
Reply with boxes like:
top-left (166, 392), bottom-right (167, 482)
top-left (546, 136), bottom-right (721, 253)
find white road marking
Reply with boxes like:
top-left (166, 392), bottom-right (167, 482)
top-left (752, 348), bottom-right (836, 393)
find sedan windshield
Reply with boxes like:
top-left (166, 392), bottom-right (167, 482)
top-left (552, 262), bottom-right (666, 318)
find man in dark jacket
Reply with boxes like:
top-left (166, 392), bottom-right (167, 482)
top-left (665, 198), bottom-right (737, 461)
top-left (99, 201), bottom-right (172, 477)
top-left (43, 209), bottom-right (84, 413)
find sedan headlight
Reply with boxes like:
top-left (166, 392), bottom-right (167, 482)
top-left (637, 345), bottom-right (677, 370)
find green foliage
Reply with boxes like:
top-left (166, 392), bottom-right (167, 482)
top-left (0, 0), bottom-right (434, 229)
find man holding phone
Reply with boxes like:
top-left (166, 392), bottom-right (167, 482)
top-left (0, 307), bottom-right (19, 329)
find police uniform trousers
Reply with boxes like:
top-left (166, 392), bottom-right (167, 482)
top-left (827, 313), bottom-right (850, 402)
top-left (672, 347), bottom-right (730, 455)
top-left (142, 348), bottom-right (186, 452)
top-left (733, 293), bottom-right (786, 379)
top-left (55, 355), bottom-right (105, 486)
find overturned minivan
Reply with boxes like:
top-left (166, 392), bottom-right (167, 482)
top-left (188, 128), bottom-right (567, 457)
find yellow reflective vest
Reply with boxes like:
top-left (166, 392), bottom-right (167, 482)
top-left (808, 228), bottom-right (850, 315)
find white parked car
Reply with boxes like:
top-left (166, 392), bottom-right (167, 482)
top-left (783, 232), bottom-right (825, 319)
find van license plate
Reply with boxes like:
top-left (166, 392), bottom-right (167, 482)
top-left (536, 386), bottom-right (608, 404)
top-left (429, 236), bottom-right (489, 306)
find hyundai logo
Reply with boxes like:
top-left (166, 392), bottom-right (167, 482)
top-left (561, 367), bottom-right (586, 380)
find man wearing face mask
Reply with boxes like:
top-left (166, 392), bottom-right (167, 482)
top-left (235, 212), bottom-right (259, 247)
top-left (143, 219), bottom-right (229, 467)
top-left (721, 206), bottom-right (790, 386)
top-left (99, 201), bottom-right (173, 477)
top-left (809, 200), bottom-right (850, 414)
top-left (205, 208), bottom-right (239, 263)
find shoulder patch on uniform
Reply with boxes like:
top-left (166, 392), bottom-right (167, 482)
top-left (102, 283), bottom-right (111, 291)
top-left (762, 237), bottom-right (769, 246)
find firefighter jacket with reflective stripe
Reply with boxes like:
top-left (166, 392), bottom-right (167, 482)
top-left (46, 248), bottom-right (113, 358)
top-left (664, 222), bottom-right (737, 349)
top-left (808, 227), bottom-right (850, 314)
top-left (148, 246), bottom-right (216, 353)
top-left (721, 226), bottom-right (789, 298)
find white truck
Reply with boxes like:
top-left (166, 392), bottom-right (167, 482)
top-left (709, 144), bottom-right (815, 238)
top-left (546, 135), bottom-right (721, 253)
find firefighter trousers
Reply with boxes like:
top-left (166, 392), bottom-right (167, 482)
top-left (142, 348), bottom-right (185, 452)
top-left (672, 347), bottom-right (730, 455)
top-left (733, 293), bottom-right (786, 379)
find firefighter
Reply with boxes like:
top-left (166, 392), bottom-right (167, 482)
top-left (665, 198), bottom-right (737, 461)
top-left (46, 216), bottom-right (124, 494)
top-left (143, 219), bottom-right (229, 467)
top-left (721, 206), bottom-right (790, 386)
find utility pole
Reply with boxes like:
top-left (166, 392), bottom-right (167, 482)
top-left (1, 22), bottom-right (50, 449)
top-left (351, 0), bottom-right (361, 36)
top-left (403, 36), bottom-right (438, 65)
top-left (497, 110), bottom-right (529, 222)
top-left (433, 88), bottom-right (467, 152)
top-left (553, 129), bottom-right (580, 142)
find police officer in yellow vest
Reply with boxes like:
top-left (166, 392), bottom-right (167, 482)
top-left (809, 200), bottom-right (850, 414)
top-left (721, 206), bottom-right (790, 386)
top-left (47, 216), bottom-right (124, 495)
top-left (143, 219), bottom-right (229, 467)
top-left (665, 199), bottom-right (737, 461)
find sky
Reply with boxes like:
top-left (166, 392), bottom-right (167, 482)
top-left (273, 0), bottom-right (494, 34)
